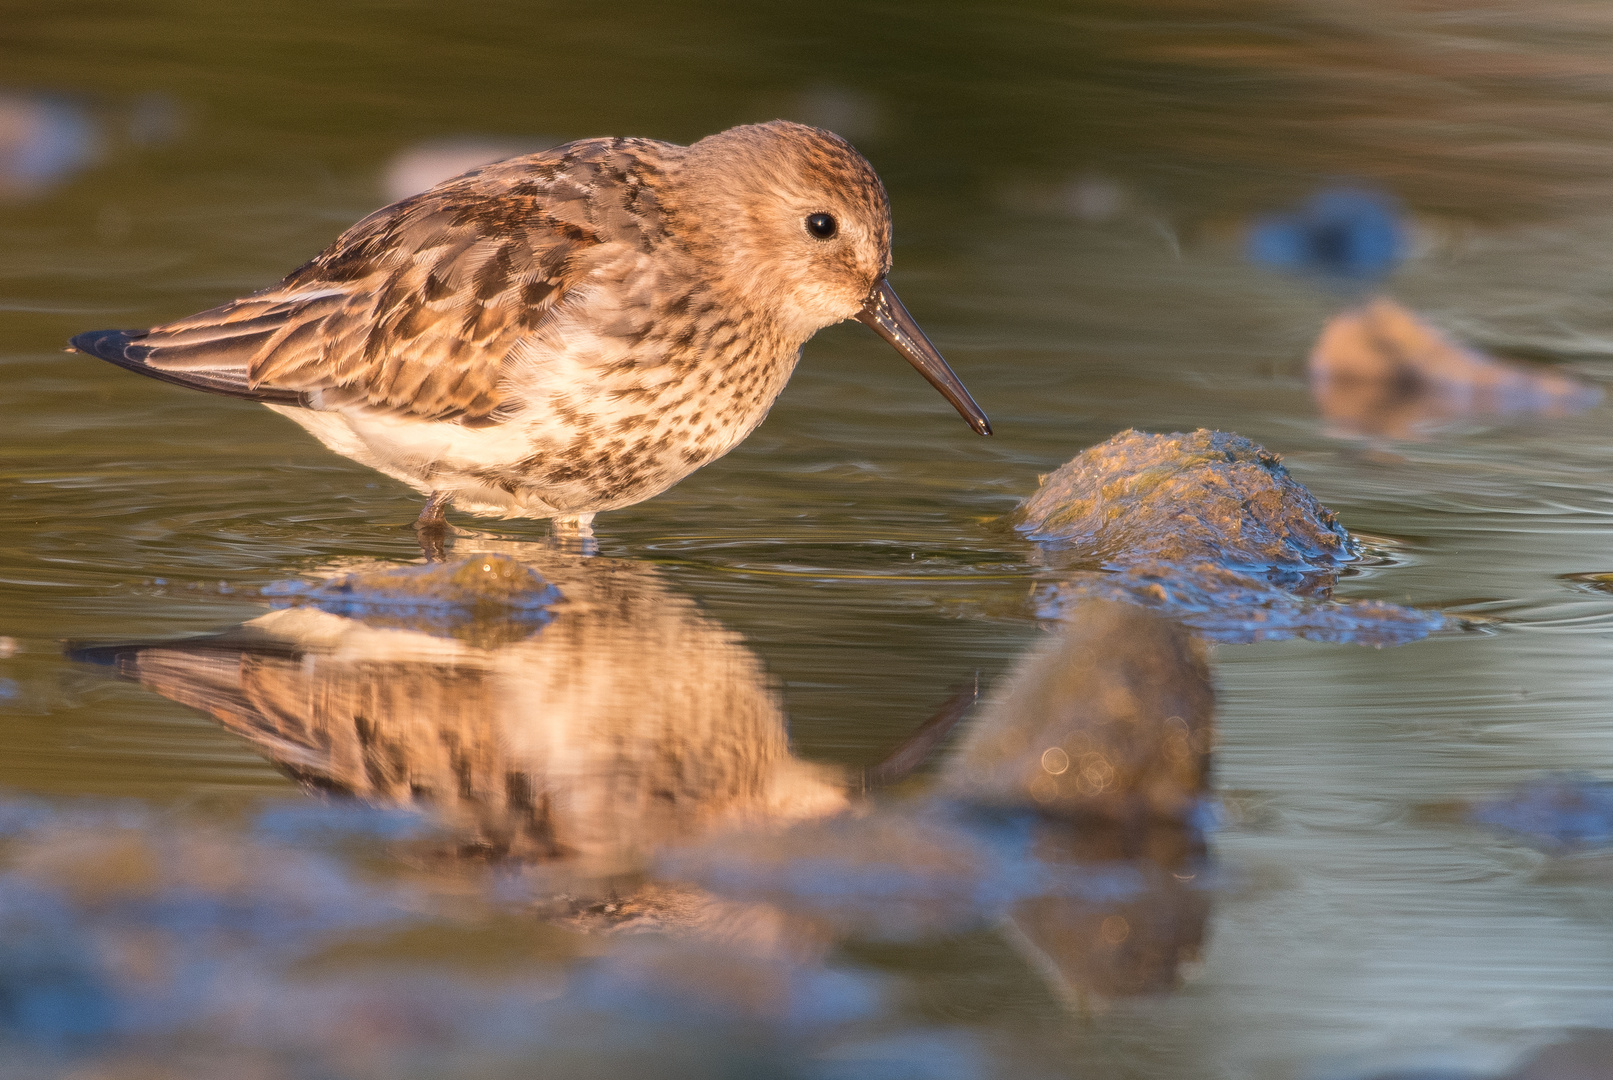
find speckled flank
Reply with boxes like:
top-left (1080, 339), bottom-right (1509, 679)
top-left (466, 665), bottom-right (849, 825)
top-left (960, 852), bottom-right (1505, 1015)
top-left (71, 121), bottom-right (905, 520)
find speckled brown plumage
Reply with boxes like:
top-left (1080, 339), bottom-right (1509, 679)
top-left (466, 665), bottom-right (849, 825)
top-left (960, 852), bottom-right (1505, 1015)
top-left (70, 121), bottom-right (989, 528)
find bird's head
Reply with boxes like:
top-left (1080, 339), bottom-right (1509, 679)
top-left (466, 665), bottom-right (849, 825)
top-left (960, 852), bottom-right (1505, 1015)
top-left (678, 121), bottom-right (990, 435)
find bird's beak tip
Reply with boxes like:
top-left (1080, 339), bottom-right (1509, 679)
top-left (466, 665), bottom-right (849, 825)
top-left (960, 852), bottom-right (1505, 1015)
top-left (858, 279), bottom-right (992, 437)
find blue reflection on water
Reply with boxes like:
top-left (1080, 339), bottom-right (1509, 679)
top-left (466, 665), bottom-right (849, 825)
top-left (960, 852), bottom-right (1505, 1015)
top-left (1248, 187), bottom-right (1406, 284)
top-left (1470, 774), bottom-right (1613, 852)
top-left (0, 887), bottom-right (118, 1049)
top-left (253, 801), bottom-right (434, 845)
top-left (0, 94), bottom-right (99, 198)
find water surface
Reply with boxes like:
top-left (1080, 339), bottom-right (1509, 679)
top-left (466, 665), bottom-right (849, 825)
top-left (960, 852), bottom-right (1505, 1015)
top-left (5, 2), bottom-right (1613, 1076)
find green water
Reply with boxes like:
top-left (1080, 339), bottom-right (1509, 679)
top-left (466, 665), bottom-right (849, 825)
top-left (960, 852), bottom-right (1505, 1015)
top-left (5, 1), bottom-right (1613, 1076)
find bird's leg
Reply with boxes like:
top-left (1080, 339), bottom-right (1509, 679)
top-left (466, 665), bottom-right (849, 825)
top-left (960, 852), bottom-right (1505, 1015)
top-left (414, 492), bottom-right (452, 562)
top-left (550, 512), bottom-right (597, 556)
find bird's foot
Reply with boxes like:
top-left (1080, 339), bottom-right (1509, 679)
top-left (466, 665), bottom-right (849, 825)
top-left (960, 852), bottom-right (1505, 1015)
top-left (413, 493), bottom-right (452, 562)
top-left (549, 512), bottom-right (598, 556)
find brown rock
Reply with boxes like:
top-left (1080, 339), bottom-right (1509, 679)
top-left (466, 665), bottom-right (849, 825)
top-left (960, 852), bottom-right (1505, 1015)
top-left (1311, 296), bottom-right (1600, 439)
top-left (1011, 428), bottom-right (1354, 573)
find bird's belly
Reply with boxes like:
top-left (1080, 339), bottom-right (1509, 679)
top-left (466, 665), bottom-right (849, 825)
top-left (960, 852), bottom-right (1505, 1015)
top-left (263, 338), bottom-right (798, 518)
top-left (263, 401), bottom-right (752, 519)
top-left (264, 405), bottom-right (544, 514)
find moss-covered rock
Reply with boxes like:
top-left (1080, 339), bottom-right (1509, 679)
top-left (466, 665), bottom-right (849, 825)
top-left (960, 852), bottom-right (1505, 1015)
top-left (1012, 429), bottom-right (1355, 572)
top-left (1015, 429), bottom-right (1446, 645)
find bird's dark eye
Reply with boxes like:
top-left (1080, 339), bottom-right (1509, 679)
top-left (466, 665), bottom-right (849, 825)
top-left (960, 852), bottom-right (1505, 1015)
top-left (805, 213), bottom-right (838, 240)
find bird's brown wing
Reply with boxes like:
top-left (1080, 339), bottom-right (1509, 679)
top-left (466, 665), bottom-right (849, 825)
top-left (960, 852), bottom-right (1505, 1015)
top-left (72, 137), bottom-right (672, 424)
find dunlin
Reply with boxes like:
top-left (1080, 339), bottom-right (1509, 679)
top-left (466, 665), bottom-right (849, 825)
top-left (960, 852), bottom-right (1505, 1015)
top-left (70, 121), bottom-right (990, 537)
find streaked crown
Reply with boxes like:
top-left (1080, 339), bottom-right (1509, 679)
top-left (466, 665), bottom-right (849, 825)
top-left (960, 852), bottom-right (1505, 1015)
top-left (676, 121), bottom-right (894, 340)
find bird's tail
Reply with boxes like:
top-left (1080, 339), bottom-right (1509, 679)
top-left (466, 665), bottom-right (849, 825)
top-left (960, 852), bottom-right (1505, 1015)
top-left (68, 328), bottom-right (306, 405)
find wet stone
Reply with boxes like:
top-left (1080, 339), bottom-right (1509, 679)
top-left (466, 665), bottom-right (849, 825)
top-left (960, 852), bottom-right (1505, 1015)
top-left (1014, 429), bottom-right (1446, 645)
top-left (261, 554), bottom-right (563, 645)
top-left (1013, 428), bottom-right (1354, 572)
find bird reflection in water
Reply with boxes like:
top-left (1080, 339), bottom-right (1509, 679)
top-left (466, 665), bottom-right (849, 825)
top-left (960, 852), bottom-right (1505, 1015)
top-left (73, 549), bottom-right (1217, 1006)
top-left (76, 549), bottom-right (846, 877)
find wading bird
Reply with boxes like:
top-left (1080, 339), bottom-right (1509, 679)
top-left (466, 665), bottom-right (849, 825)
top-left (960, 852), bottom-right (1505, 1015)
top-left (70, 121), bottom-right (990, 542)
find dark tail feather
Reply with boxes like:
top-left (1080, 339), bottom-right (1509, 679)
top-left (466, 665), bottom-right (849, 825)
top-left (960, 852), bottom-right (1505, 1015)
top-left (68, 328), bottom-right (307, 406)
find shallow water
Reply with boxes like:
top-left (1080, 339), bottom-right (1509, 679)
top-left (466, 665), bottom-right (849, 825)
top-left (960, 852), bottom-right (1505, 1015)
top-left (5, 1), bottom-right (1613, 1076)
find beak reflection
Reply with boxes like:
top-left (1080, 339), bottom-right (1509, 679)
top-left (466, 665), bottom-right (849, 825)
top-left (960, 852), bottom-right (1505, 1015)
top-left (856, 278), bottom-right (992, 436)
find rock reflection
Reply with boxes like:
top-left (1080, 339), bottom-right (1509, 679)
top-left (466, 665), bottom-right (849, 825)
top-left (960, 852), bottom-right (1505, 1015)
top-left (1015, 429), bottom-right (1446, 644)
top-left (670, 602), bottom-right (1218, 1003)
top-left (1005, 824), bottom-right (1209, 1002)
top-left (1248, 187), bottom-right (1406, 286)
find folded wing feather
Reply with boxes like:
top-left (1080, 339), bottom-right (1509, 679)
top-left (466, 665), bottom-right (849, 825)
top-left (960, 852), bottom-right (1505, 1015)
top-left (75, 139), bottom-right (674, 425)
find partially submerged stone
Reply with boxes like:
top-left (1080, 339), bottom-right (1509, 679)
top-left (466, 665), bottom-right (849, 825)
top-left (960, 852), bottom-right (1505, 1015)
top-left (1014, 429), bottom-right (1446, 644)
top-left (266, 554), bottom-right (561, 611)
top-left (1311, 297), bottom-right (1600, 439)
top-left (940, 602), bottom-right (1214, 823)
top-left (262, 555), bottom-right (563, 645)
top-left (1012, 428), bottom-right (1355, 573)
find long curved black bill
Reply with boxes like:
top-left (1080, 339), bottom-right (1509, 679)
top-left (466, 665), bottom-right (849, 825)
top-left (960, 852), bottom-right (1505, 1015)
top-left (855, 278), bottom-right (992, 435)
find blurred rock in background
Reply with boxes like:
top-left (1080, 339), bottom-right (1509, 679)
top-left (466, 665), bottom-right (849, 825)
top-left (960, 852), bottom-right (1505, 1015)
top-left (0, 92), bottom-right (100, 201)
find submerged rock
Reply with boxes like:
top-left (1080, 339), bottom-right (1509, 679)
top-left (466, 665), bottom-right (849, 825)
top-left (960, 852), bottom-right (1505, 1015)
top-left (940, 602), bottom-right (1214, 823)
top-left (1247, 186), bottom-right (1406, 285)
top-left (1311, 297), bottom-right (1600, 439)
top-left (1015, 429), bottom-right (1445, 644)
top-left (261, 554), bottom-right (562, 646)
